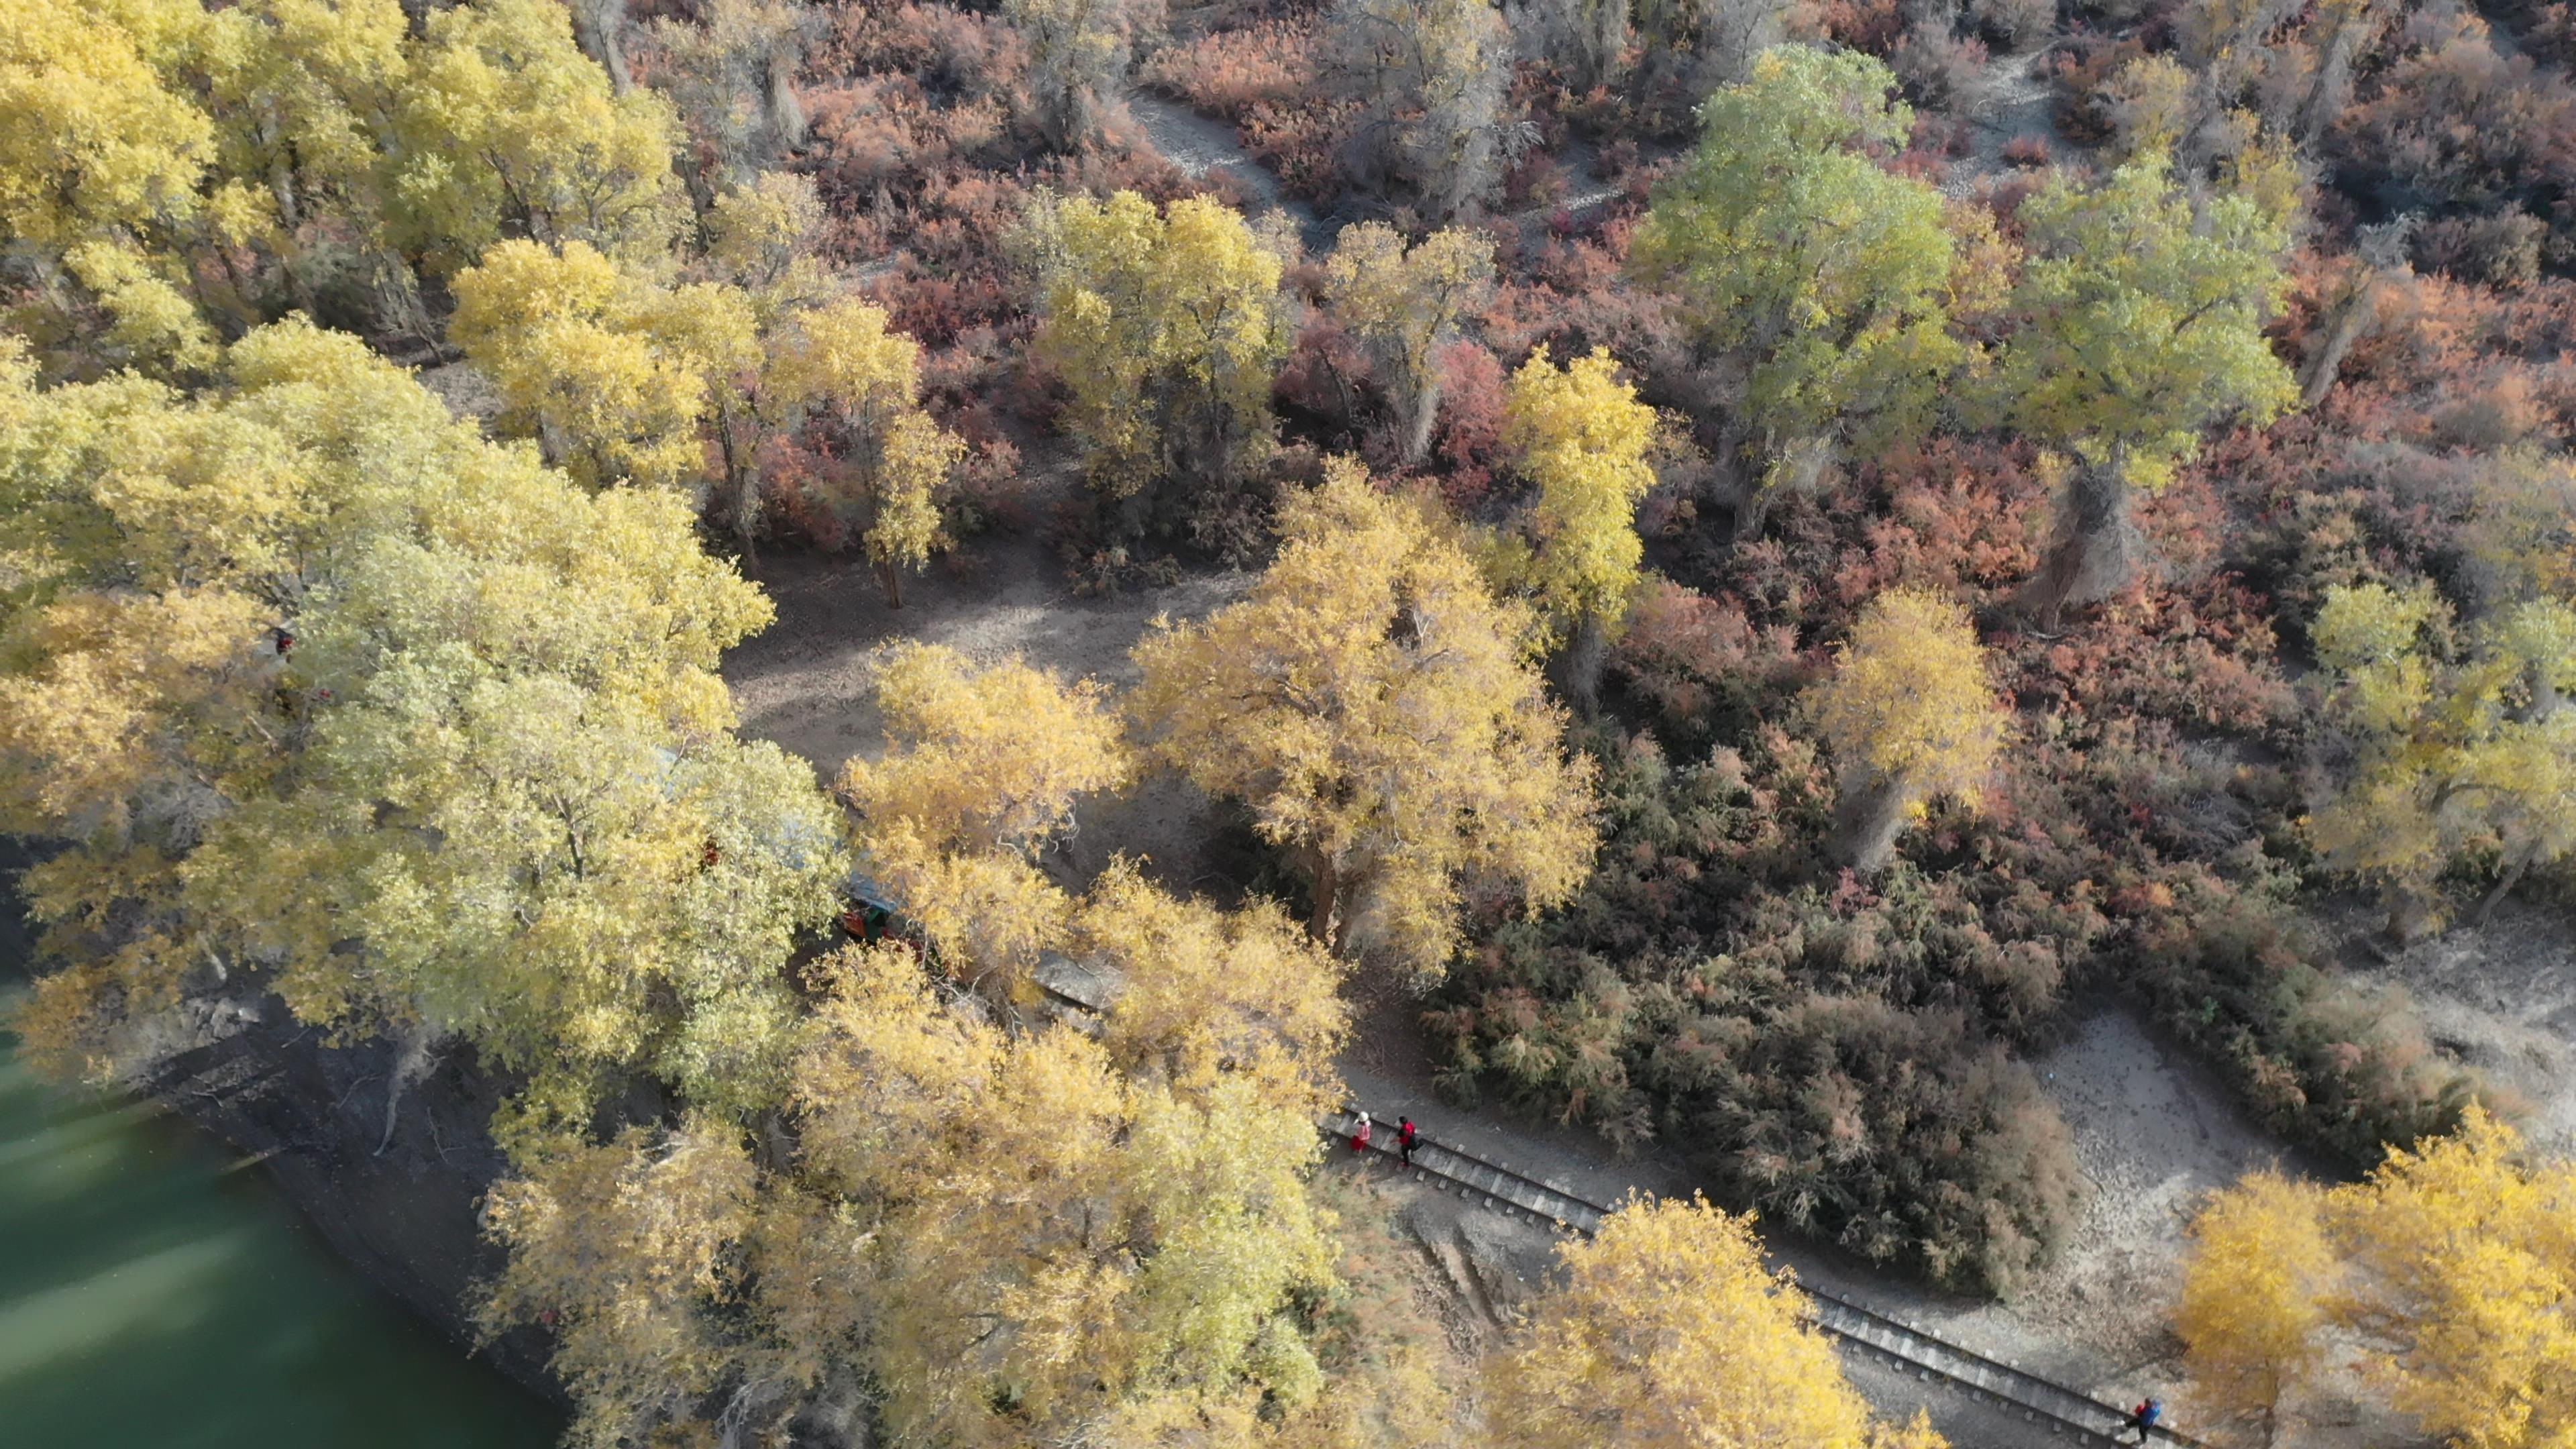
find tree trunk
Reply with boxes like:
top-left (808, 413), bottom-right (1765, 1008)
top-left (1305, 853), bottom-right (1340, 947)
top-left (2383, 885), bottom-right (2434, 945)
top-left (881, 556), bottom-right (905, 609)
top-left (2297, 17), bottom-right (2367, 150)
top-left (1399, 359), bottom-right (1443, 467)
top-left (1832, 773), bottom-right (1913, 874)
top-left (735, 475), bottom-right (761, 572)
top-left (570, 0), bottom-right (634, 95)
top-left (2025, 453), bottom-right (2141, 627)
top-left (2478, 843), bottom-right (2538, 925)
top-left (1553, 610), bottom-right (1609, 718)
top-left (766, 48), bottom-right (808, 150)
top-left (1729, 477), bottom-right (1772, 545)
top-left (2298, 271), bottom-right (2376, 409)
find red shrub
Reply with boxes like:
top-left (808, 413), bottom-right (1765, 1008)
top-left (2000, 135), bottom-right (2051, 168)
top-left (1428, 339), bottom-right (1507, 504)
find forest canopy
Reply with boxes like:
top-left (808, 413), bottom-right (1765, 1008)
top-left (7, 0), bottom-right (2575, 1442)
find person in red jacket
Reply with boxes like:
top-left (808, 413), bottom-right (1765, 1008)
top-left (1397, 1116), bottom-right (1419, 1167)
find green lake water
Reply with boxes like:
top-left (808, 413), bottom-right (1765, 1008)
top-left (0, 983), bottom-right (561, 1448)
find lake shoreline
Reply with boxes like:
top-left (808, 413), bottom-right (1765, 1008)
top-left (1, 835), bottom-right (564, 1421)
top-left (136, 989), bottom-right (570, 1407)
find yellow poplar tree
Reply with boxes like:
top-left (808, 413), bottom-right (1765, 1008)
top-left (833, 643), bottom-right (1128, 998)
top-left (393, 0), bottom-right (688, 270)
top-left (447, 237), bottom-right (730, 491)
top-left (1026, 190), bottom-right (1289, 525)
top-left (788, 943), bottom-right (1341, 1449)
top-left (2307, 582), bottom-right (2576, 939)
top-left (2176, 1171), bottom-right (2339, 1447)
top-left (1129, 460), bottom-right (1597, 980)
top-left (2331, 1107), bottom-right (2576, 1449)
top-left (1, 320), bottom-right (841, 1131)
top-left (1072, 861), bottom-right (1350, 1114)
top-left (0, 0), bottom-right (234, 373)
top-left (1489, 1193), bottom-right (1937, 1449)
top-left (478, 1117), bottom-right (761, 1448)
top-left (1498, 345), bottom-right (1660, 710)
top-left (1320, 221), bottom-right (1497, 466)
top-left (770, 296), bottom-right (964, 600)
top-left (2180, 1110), bottom-right (2576, 1449)
top-left (1808, 588), bottom-right (2008, 872)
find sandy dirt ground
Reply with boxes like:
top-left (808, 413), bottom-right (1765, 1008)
top-left (2341, 898), bottom-right (2576, 1156)
top-left (720, 493), bottom-right (1252, 892)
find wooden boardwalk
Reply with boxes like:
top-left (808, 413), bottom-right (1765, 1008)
top-left (1322, 1109), bottom-right (2202, 1449)
top-left (1035, 965), bottom-right (2200, 1447)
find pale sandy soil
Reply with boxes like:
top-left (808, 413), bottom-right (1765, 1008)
top-left (2341, 896), bottom-right (2576, 1157)
top-left (719, 486), bottom-right (1250, 892)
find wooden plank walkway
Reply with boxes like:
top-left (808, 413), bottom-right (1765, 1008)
top-left (1322, 1109), bottom-right (2202, 1449)
top-left (1035, 967), bottom-right (2200, 1447)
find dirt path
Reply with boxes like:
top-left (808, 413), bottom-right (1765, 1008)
top-left (1123, 91), bottom-right (1336, 253)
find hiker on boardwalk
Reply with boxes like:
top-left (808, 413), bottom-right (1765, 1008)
top-left (1397, 1116), bottom-right (1419, 1167)
top-left (1351, 1112), bottom-right (1373, 1154)
top-left (2125, 1397), bottom-right (2162, 1445)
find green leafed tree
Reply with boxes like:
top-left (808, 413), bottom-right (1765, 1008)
top-left (1994, 148), bottom-right (2297, 621)
top-left (1630, 46), bottom-right (1975, 541)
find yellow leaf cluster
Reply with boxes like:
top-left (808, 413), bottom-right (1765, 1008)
top-left (1028, 190), bottom-right (1289, 504)
top-left (1075, 859), bottom-right (1350, 1113)
top-left (2178, 1109), bottom-right (2576, 1449)
top-left (1489, 1193), bottom-right (1923, 1449)
top-left (772, 296), bottom-right (965, 592)
top-left (394, 0), bottom-right (686, 270)
top-left (2307, 582), bottom-right (2576, 932)
top-left (789, 943), bottom-right (1341, 1449)
top-left (450, 237), bottom-right (739, 490)
top-left (1130, 460), bottom-right (1597, 980)
top-left (1501, 345), bottom-right (1660, 644)
top-left (1, 319), bottom-right (835, 1114)
top-left (835, 643), bottom-right (1128, 996)
top-left (478, 1117), bottom-right (760, 1449)
top-left (2175, 1169), bottom-right (2337, 1442)
top-left (1810, 588), bottom-right (2008, 810)
top-left (1, 0), bottom-right (688, 376)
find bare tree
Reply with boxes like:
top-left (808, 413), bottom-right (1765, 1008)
top-left (1329, 0), bottom-right (1515, 221)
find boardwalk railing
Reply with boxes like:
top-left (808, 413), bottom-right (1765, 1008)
top-left (1034, 969), bottom-right (2199, 1448)
top-left (1321, 1110), bottom-right (2204, 1449)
